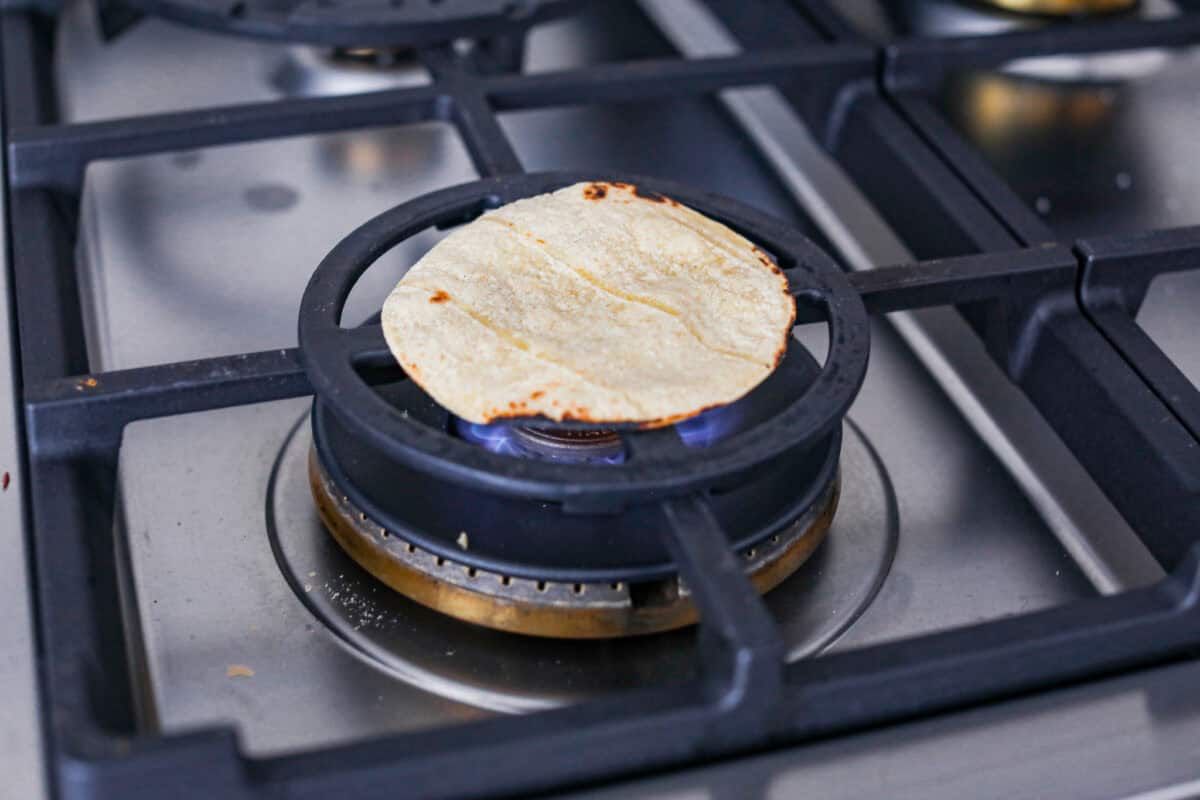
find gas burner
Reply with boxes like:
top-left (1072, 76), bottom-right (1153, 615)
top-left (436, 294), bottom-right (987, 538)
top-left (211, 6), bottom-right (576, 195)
top-left (971, 0), bottom-right (1136, 15)
top-left (269, 418), bottom-right (897, 710)
top-left (294, 172), bottom-right (869, 638)
top-left (121, 0), bottom-right (590, 47)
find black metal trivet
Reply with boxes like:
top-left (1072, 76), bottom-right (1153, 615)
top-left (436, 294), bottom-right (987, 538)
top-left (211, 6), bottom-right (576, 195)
top-left (299, 176), bottom-right (855, 581)
top-left (298, 173), bottom-right (868, 509)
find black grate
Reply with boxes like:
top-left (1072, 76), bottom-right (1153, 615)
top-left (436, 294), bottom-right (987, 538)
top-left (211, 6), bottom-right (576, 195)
top-left (4, 3), bottom-right (1200, 799)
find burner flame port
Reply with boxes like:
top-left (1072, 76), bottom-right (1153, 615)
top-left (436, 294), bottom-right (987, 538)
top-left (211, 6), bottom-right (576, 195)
top-left (453, 403), bottom-right (743, 463)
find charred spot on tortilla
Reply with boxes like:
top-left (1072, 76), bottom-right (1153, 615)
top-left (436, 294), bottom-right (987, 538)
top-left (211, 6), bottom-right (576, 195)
top-left (752, 245), bottom-right (786, 276)
top-left (633, 185), bottom-right (668, 203)
top-left (381, 181), bottom-right (795, 427)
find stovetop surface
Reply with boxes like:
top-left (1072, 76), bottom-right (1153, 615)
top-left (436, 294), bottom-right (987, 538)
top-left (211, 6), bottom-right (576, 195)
top-left (7, 0), bottom-right (1200, 797)
top-left (61, 0), bottom-right (1120, 754)
top-left (560, 655), bottom-right (1200, 800)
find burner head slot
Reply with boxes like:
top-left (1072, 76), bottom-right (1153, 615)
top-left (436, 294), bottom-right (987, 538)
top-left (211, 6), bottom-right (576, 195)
top-left (453, 401), bottom-right (748, 465)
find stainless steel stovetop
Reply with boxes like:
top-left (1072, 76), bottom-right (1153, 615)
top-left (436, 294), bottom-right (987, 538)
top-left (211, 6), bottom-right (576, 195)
top-left (5, 0), bottom-right (1200, 797)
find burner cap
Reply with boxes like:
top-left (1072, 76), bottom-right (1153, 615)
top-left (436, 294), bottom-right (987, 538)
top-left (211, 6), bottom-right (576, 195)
top-left (509, 426), bottom-right (623, 461)
top-left (121, 0), bottom-right (590, 47)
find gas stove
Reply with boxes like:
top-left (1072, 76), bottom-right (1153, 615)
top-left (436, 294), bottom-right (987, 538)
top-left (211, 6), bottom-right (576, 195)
top-left (3, 1), bottom-right (1200, 798)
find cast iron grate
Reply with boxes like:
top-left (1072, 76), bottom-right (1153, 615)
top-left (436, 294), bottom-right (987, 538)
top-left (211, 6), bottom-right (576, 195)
top-left (3, 2), bottom-right (1200, 799)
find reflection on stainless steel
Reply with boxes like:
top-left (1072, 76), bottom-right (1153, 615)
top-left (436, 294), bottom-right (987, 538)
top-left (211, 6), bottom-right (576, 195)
top-left (641, 0), bottom-right (1164, 593)
top-left (121, 402), bottom-right (490, 755)
top-left (953, 72), bottom-right (1118, 150)
top-left (1005, 48), bottom-right (1170, 82)
top-left (314, 126), bottom-right (459, 188)
top-left (942, 45), bottom-right (1200, 238)
top-left (60, 0), bottom-right (478, 370)
top-left (270, 46), bottom-right (429, 98)
top-left (270, 419), bottom-right (890, 711)
top-left (940, 43), bottom-right (1174, 235)
top-left (1137, 271), bottom-right (1200, 389)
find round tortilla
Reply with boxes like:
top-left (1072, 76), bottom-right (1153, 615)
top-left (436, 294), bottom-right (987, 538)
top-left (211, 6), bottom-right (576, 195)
top-left (381, 181), bottom-right (796, 427)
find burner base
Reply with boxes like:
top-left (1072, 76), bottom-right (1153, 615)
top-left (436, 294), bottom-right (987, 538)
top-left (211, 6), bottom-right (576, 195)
top-left (308, 449), bottom-right (838, 638)
top-left (269, 418), bottom-right (895, 711)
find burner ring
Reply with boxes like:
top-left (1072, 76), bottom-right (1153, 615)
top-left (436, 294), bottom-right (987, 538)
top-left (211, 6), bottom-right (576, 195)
top-left (309, 448), bottom-right (838, 637)
top-left (298, 173), bottom-right (869, 510)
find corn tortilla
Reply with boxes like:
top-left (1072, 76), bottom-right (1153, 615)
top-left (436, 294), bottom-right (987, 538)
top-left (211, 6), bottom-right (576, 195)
top-left (381, 181), bottom-right (795, 426)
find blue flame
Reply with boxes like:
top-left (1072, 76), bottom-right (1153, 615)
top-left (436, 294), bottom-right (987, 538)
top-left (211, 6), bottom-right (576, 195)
top-left (454, 419), bottom-right (627, 464)
top-left (454, 419), bottom-right (531, 458)
top-left (675, 403), bottom-right (741, 448)
top-left (454, 402), bottom-right (742, 464)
